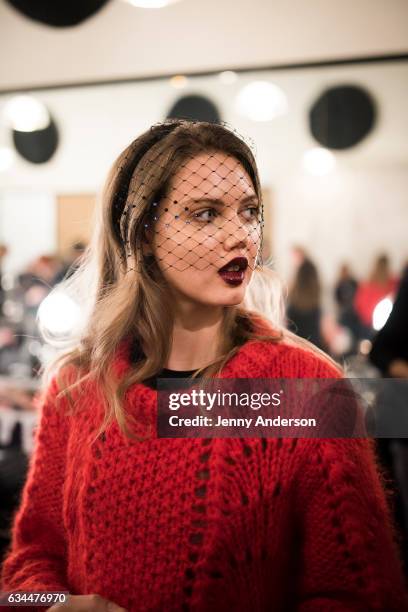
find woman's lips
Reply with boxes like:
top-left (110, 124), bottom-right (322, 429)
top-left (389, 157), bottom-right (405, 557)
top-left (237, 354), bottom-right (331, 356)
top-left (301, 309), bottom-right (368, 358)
top-left (218, 270), bottom-right (245, 286)
top-left (218, 257), bottom-right (248, 286)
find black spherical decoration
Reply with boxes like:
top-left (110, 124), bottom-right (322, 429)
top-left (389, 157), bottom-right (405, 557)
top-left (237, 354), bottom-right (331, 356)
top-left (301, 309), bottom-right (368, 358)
top-left (166, 95), bottom-right (221, 123)
top-left (13, 117), bottom-right (59, 164)
top-left (309, 85), bottom-right (376, 150)
top-left (5, 0), bottom-right (111, 27)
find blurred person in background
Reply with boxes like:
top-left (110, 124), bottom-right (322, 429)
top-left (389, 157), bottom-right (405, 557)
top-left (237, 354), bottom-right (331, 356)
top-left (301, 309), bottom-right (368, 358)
top-left (370, 265), bottom-right (408, 378)
top-left (290, 244), bottom-right (307, 270)
top-left (15, 253), bottom-right (64, 343)
top-left (0, 245), bottom-right (8, 317)
top-left (286, 256), bottom-right (325, 350)
top-left (369, 265), bottom-right (408, 571)
top-left (21, 255), bottom-right (63, 290)
top-left (354, 254), bottom-right (397, 338)
top-left (0, 382), bottom-right (36, 563)
top-left (334, 263), bottom-right (361, 353)
top-left (1, 254), bottom-right (64, 379)
top-left (17, 254), bottom-right (64, 324)
top-left (0, 320), bottom-right (25, 376)
top-left (334, 262), bottom-right (358, 322)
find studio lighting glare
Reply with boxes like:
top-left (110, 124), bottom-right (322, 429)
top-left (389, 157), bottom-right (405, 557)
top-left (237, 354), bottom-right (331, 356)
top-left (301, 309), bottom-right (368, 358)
top-left (302, 147), bottom-right (336, 176)
top-left (3, 96), bottom-right (50, 132)
top-left (38, 292), bottom-right (81, 337)
top-left (235, 81), bottom-right (288, 122)
top-left (372, 297), bottom-right (393, 331)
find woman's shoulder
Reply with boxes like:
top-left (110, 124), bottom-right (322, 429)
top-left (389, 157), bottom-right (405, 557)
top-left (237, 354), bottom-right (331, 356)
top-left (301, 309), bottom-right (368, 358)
top-left (250, 341), bottom-right (340, 378)
top-left (38, 359), bottom-right (100, 420)
top-left (230, 319), bottom-right (342, 379)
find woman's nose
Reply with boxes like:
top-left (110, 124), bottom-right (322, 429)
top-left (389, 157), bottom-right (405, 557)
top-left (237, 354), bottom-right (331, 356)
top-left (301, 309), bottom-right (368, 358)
top-left (221, 216), bottom-right (250, 251)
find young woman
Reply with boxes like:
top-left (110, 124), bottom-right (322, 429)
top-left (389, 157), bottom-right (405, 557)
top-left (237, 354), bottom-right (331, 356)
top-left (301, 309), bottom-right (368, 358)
top-left (354, 253), bottom-right (397, 338)
top-left (1, 120), bottom-right (407, 611)
top-left (287, 257), bottom-right (324, 350)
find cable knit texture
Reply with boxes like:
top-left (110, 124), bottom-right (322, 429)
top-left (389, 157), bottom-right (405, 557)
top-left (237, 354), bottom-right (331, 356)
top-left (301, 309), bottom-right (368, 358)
top-left (1, 332), bottom-right (408, 611)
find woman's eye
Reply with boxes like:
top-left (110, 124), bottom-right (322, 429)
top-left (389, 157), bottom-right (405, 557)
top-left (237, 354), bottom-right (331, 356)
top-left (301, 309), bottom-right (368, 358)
top-left (242, 207), bottom-right (260, 221)
top-left (194, 209), bottom-right (218, 222)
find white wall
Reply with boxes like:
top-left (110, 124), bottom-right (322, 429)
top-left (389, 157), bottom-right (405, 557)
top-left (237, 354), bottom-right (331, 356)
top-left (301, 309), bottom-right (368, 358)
top-left (275, 166), bottom-right (408, 284)
top-left (0, 0), bottom-right (407, 90)
top-left (0, 191), bottom-right (56, 276)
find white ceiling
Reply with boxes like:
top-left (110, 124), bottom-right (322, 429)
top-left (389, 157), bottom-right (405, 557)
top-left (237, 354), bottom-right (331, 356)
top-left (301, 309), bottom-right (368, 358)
top-left (0, 0), bottom-right (407, 91)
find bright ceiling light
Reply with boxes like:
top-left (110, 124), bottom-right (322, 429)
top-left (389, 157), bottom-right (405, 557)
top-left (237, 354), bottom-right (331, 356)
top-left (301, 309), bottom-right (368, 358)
top-left (372, 297), bottom-right (393, 331)
top-left (235, 81), bottom-right (288, 122)
top-left (0, 147), bottom-right (15, 172)
top-left (302, 147), bottom-right (336, 176)
top-left (169, 75), bottom-right (189, 89)
top-left (38, 291), bottom-right (81, 337)
top-left (123, 0), bottom-right (182, 8)
top-left (219, 71), bottom-right (238, 85)
top-left (3, 96), bottom-right (50, 132)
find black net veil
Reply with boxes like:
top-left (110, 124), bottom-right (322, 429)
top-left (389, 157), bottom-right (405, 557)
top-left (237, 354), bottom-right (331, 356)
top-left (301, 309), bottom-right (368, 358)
top-left (111, 120), bottom-right (264, 279)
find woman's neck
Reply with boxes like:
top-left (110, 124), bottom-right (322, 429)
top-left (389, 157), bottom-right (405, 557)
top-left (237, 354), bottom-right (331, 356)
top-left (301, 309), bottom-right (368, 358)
top-left (166, 303), bottom-right (224, 371)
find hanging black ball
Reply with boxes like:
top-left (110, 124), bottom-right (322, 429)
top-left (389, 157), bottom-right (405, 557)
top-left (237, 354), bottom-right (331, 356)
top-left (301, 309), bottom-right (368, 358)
top-left (5, 0), bottom-right (111, 27)
top-left (13, 117), bottom-right (59, 164)
top-left (309, 85), bottom-right (376, 150)
top-left (166, 95), bottom-right (221, 124)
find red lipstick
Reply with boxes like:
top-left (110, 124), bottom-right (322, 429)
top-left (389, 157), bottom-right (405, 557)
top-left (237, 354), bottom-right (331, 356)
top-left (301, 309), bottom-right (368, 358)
top-left (218, 257), bottom-right (248, 286)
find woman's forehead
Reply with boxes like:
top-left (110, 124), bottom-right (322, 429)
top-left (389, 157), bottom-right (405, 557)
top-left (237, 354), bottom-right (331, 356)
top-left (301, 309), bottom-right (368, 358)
top-left (166, 151), bottom-right (255, 202)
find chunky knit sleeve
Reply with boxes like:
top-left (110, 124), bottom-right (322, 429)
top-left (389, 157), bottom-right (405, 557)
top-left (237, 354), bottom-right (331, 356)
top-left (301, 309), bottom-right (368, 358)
top-left (295, 438), bottom-right (408, 611)
top-left (1, 377), bottom-right (69, 594)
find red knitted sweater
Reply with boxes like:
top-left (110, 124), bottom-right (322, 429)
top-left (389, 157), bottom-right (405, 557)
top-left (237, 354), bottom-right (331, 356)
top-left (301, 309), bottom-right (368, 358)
top-left (1, 336), bottom-right (407, 611)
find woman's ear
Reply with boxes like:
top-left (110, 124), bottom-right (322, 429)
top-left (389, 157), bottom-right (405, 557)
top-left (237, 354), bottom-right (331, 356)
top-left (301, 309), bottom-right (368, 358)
top-left (141, 239), bottom-right (153, 257)
top-left (141, 196), bottom-right (161, 256)
top-left (142, 227), bottom-right (154, 255)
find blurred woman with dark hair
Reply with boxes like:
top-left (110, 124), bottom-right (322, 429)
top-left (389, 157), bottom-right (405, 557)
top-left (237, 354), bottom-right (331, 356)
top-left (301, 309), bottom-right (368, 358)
top-left (287, 257), bottom-right (324, 349)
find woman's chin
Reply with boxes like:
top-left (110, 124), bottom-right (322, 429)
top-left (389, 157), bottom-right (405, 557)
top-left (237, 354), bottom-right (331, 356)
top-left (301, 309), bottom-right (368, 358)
top-left (218, 286), bottom-right (247, 305)
top-left (175, 281), bottom-right (247, 308)
top-left (186, 291), bottom-right (245, 308)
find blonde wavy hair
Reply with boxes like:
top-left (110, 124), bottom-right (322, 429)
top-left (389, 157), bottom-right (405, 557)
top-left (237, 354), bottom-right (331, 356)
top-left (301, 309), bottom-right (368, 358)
top-left (40, 120), bottom-right (339, 440)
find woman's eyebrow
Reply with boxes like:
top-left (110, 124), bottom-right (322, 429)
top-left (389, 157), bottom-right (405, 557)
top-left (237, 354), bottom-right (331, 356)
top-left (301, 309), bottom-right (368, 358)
top-left (239, 195), bottom-right (259, 204)
top-left (181, 194), bottom-right (258, 207)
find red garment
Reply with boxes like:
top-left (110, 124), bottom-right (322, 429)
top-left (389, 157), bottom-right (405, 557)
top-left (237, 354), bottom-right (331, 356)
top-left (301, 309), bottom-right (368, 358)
top-left (354, 279), bottom-right (397, 328)
top-left (1, 332), bottom-right (407, 611)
